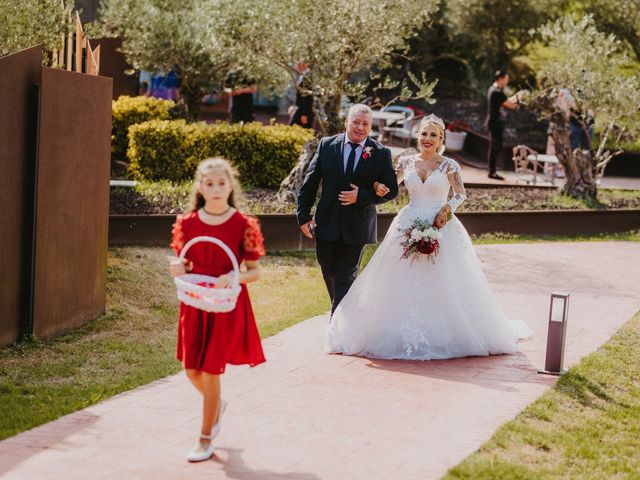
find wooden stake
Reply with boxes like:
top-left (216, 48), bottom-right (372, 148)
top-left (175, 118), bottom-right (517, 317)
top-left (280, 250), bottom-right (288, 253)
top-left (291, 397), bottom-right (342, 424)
top-left (93, 45), bottom-right (101, 75)
top-left (75, 12), bottom-right (84, 73)
top-left (66, 31), bottom-right (73, 71)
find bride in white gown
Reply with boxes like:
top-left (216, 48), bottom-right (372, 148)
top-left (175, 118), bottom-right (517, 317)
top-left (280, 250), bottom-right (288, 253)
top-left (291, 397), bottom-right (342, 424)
top-left (326, 114), bottom-right (531, 360)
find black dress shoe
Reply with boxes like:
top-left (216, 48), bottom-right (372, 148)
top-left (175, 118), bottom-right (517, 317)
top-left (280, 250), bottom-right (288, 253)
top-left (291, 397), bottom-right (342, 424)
top-left (488, 173), bottom-right (505, 180)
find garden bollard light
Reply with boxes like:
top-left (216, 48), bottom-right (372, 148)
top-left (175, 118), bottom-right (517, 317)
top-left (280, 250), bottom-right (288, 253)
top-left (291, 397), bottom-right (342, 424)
top-left (538, 292), bottom-right (570, 376)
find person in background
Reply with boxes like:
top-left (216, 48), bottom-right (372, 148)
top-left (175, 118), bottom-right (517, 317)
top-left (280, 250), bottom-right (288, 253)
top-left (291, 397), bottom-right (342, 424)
top-left (486, 70), bottom-right (519, 180)
top-left (230, 80), bottom-right (257, 124)
top-left (289, 63), bottom-right (314, 129)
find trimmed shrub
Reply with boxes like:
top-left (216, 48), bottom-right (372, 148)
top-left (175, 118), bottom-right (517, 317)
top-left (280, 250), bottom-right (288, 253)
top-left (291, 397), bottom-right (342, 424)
top-left (127, 120), bottom-right (314, 188)
top-left (111, 95), bottom-right (174, 160)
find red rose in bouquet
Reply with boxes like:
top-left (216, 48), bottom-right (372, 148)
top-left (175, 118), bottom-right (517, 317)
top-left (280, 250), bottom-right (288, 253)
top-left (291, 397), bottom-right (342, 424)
top-left (416, 238), bottom-right (439, 255)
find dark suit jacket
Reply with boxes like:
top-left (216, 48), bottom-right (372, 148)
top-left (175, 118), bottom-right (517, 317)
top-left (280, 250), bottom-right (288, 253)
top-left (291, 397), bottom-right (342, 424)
top-left (297, 133), bottom-right (398, 245)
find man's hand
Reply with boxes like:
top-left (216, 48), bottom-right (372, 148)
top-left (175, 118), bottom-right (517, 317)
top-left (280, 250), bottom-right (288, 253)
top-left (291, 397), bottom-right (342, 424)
top-left (373, 182), bottom-right (390, 197)
top-left (339, 184), bottom-right (359, 205)
top-left (300, 220), bottom-right (317, 239)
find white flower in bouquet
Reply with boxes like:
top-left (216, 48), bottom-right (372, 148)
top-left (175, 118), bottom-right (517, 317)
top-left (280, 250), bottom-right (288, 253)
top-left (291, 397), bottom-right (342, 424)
top-left (421, 229), bottom-right (434, 239)
top-left (410, 228), bottom-right (423, 241)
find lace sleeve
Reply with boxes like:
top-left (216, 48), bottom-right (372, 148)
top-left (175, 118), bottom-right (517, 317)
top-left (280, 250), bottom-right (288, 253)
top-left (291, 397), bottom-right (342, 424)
top-left (444, 159), bottom-right (466, 213)
top-left (242, 216), bottom-right (266, 261)
top-left (395, 155), bottom-right (413, 172)
top-left (170, 215), bottom-right (186, 254)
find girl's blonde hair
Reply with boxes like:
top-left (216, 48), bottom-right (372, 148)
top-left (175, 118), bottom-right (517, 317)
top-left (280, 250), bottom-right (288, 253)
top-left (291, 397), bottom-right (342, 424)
top-left (416, 114), bottom-right (446, 155)
top-left (188, 158), bottom-right (243, 213)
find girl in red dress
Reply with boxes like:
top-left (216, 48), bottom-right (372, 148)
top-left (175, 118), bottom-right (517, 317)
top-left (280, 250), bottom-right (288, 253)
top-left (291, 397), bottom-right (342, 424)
top-left (169, 158), bottom-right (266, 462)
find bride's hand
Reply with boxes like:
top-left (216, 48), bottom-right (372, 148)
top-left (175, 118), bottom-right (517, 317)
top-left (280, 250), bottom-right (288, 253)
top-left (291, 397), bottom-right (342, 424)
top-left (433, 205), bottom-right (451, 229)
top-left (373, 182), bottom-right (390, 197)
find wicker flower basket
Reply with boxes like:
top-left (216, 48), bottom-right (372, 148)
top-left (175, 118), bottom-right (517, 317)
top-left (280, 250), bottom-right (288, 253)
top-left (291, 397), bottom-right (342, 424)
top-left (174, 236), bottom-right (241, 313)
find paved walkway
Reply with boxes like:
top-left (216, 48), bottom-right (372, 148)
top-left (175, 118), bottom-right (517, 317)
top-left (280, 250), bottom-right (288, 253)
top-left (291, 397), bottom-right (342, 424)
top-left (1, 242), bottom-right (639, 480)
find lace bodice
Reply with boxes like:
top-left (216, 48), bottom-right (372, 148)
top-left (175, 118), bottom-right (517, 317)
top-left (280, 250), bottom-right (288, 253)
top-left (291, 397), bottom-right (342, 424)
top-left (396, 155), bottom-right (466, 214)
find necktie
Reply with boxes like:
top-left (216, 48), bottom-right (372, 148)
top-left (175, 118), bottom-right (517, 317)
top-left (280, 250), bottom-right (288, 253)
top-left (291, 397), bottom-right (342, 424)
top-left (345, 141), bottom-right (358, 184)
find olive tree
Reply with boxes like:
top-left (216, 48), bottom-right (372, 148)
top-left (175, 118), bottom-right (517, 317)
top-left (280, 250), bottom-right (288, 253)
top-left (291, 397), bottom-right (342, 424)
top-left (0, 0), bottom-right (73, 63)
top-left (445, 0), bottom-right (555, 76)
top-left (527, 15), bottom-right (640, 200)
top-left (217, 0), bottom-right (440, 136)
top-left (95, 0), bottom-right (281, 120)
top-left (216, 0), bottom-right (440, 200)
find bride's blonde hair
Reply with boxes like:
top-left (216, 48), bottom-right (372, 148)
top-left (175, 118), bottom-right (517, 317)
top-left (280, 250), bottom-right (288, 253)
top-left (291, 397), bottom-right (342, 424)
top-left (416, 114), bottom-right (446, 155)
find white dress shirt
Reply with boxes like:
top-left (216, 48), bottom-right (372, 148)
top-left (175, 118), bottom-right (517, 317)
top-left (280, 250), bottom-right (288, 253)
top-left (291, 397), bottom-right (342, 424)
top-left (342, 135), bottom-right (367, 173)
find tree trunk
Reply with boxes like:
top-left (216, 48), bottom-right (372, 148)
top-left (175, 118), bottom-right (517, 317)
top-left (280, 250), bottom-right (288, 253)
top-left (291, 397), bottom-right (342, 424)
top-left (277, 92), bottom-right (343, 203)
top-left (552, 121), bottom-right (597, 201)
top-left (179, 79), bottom-right (204, 122)
top-left (277, 138), bottom-right (319, 204)
top-left (319, 94), bottom-right (344, 136)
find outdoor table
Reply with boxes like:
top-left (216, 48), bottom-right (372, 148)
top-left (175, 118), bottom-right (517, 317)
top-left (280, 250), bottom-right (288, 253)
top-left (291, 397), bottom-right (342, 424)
top-left (371, 110), bottom-right (406, 141)
top-left (527, 154), bottom-right (560, 185)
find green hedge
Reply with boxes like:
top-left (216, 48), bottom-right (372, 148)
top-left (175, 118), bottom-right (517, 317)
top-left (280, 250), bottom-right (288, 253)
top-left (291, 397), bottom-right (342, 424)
top-left (111, 95), bottom-right (174, 161)
top-left (127, 120), bottom-right (314, 188)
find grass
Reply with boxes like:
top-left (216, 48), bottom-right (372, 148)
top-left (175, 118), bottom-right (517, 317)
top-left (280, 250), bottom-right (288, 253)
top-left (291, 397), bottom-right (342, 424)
top-left (470, 230), bottom-right (640, 245)
top-left (0, 247), bottom-right (329, 441)
top-left (444, 310), bottom-right (640, 479)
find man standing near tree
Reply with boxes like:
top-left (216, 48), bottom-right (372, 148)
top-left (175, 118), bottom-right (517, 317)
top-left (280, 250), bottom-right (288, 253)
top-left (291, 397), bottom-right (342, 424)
top-left (486, 70), bottom-right (519, 180)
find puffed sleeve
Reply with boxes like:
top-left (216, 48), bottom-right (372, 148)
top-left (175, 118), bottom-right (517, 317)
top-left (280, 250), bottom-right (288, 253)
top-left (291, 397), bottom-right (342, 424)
top-left (170, 214), bottom-right (186, 255)
top-left (242, 216), bottom-right (266, 261)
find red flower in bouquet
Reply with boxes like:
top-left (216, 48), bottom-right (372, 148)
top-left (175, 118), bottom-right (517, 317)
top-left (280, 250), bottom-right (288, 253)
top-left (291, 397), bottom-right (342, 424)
top-left (416, 238), bottom-right (439, 255)
top-left (398, 218), bottom-right (443, 263)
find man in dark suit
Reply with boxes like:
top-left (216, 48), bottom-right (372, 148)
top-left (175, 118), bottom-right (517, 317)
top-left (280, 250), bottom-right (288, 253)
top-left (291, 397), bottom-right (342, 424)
top-left (297, 104), bottom-right (398, 315)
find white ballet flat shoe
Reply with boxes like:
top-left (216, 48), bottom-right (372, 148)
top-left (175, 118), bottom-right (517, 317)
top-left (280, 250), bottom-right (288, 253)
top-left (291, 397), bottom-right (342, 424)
top-left (210, 398), bottom-right (227, 440)
top-left (187, 434), bottom-right (215, 462)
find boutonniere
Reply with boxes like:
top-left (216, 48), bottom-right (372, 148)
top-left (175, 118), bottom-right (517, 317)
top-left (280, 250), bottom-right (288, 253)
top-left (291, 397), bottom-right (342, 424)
top-left (361, 146), bottom-right (373, 161)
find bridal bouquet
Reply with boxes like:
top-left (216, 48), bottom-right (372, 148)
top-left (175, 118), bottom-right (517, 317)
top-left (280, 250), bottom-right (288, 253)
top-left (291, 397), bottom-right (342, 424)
top-left (398, 218), bottom-right (443, 262)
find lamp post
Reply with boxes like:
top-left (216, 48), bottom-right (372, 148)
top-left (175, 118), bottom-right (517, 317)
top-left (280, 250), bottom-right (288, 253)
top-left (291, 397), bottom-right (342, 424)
top-left (538, 292), bottom-right (570, 375)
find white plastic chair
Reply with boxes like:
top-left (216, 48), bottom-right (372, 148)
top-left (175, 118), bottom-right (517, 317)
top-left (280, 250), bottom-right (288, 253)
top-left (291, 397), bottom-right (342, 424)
top-left (381, 105), bottom-right (417, 147)
top-left (512, 145), bottom-right (544, 185)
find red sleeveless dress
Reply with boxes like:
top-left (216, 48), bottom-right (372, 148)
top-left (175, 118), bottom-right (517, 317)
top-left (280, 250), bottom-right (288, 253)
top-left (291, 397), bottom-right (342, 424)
top-left (171, 210), bottom-right (266, 374)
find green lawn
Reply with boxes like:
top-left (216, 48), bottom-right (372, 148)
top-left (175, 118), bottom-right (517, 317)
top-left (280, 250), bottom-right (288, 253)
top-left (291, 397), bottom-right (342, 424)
top-left (0, 247), bottom-right (329, 441)
top-left (445, 310), bottom-right (640, 479)
top-left (470, 230), bottom-right (640, 244)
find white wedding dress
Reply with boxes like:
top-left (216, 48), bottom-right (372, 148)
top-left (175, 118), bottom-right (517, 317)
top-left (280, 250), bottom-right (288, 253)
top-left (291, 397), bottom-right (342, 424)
top-left (326, 155), bottom-right (532, 360)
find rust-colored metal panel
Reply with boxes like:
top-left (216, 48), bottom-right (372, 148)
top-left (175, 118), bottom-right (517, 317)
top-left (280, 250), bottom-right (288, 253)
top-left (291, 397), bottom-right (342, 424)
top-left (0, 46), bottom-right (42, 346)
top-left (93, 38), bottom-right (138, 99)
top-left (32, 67), bottom-right (112, 340)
